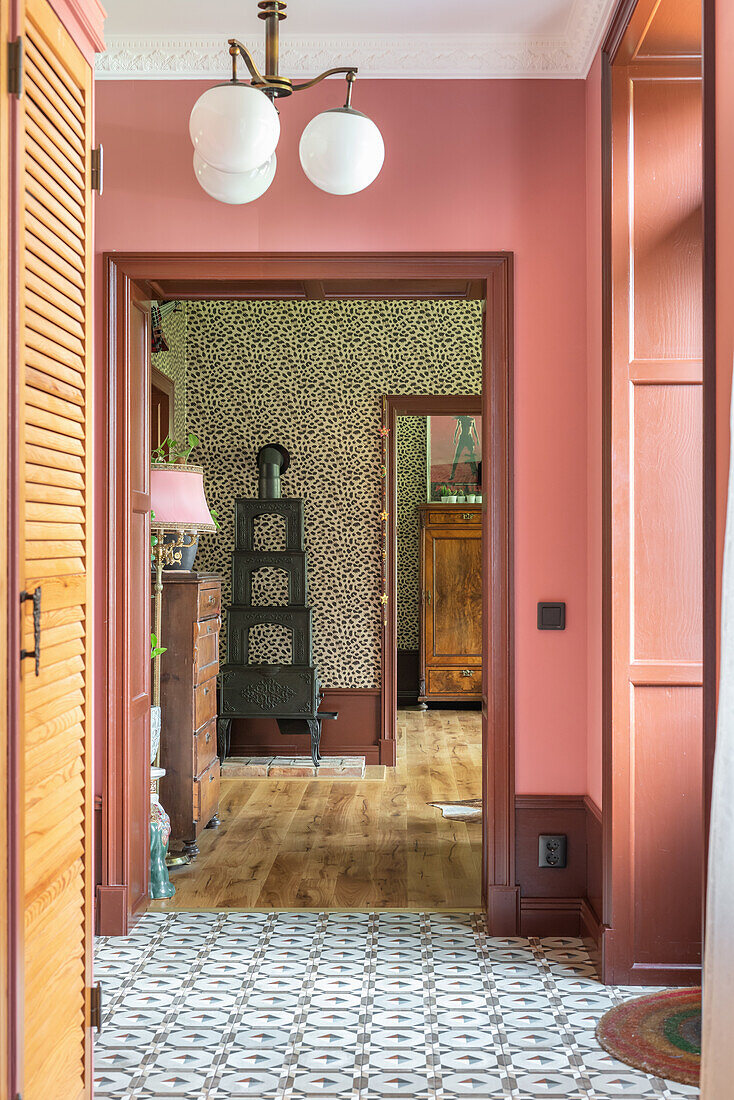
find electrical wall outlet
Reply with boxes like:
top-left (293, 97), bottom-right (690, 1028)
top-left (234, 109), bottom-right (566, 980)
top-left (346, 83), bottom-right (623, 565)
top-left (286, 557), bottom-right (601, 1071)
top-left (538, 834), bottom-right (567, 868)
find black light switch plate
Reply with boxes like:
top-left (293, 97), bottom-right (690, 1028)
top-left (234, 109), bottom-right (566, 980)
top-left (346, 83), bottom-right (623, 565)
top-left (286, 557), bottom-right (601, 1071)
top-left (537, 602), bottom-right (566, 630)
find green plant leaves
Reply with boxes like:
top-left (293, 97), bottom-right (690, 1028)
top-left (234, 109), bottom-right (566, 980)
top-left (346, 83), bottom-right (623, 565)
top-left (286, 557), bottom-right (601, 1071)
top-left (150, 434), bottom-right (201, 464)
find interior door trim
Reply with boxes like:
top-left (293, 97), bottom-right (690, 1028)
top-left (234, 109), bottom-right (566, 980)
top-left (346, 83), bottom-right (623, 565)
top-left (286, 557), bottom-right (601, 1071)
top-left (101, 253), bottom-right (516, 933)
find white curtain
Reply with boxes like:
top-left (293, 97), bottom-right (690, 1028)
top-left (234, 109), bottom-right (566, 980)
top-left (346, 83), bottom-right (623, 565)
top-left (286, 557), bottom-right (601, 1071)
top-left (700, 371), bottom-right (734, 1097)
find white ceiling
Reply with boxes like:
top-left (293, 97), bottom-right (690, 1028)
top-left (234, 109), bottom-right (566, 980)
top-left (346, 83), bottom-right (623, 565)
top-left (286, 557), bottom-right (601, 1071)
top-left (104, 0), bottom-right (579, 39)
top-left (97, 0), bottom-right (617, 80)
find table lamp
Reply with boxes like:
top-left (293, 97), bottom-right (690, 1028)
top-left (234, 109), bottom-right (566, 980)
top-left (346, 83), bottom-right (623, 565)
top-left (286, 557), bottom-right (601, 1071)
top-left (150, 461), bottom-right (217, 713)
top-left (149, 461), bottom-right (217, 889)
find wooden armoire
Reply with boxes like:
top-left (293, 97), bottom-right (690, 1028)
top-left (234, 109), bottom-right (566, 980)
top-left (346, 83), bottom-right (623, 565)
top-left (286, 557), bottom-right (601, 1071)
top-left (417, 504), bottom-right (482, 704)
top-left (2, 0), bottom-right (105, 1096)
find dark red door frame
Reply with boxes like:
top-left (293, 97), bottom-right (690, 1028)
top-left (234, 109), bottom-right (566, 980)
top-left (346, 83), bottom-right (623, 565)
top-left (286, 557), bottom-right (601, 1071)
top-left (100, 252), bottom-right (516, 932)
top-left (381, 394), bottom-right (483, 743)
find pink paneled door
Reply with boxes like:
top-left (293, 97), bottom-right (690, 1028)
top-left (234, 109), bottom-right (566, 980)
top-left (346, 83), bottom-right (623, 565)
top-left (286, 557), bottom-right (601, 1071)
top-left (607, 0), bottom-right (703, 985)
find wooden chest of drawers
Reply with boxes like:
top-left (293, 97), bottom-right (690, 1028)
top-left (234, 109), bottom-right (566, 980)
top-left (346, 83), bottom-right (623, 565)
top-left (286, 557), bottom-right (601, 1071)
top-left (417, 505), bottom-right (482, 704)
top-left (156, 572), bottom-right (222, 856)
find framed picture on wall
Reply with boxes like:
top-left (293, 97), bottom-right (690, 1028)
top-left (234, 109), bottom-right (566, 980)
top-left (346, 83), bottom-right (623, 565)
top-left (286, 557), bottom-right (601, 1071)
top-left (427, 414), bottom-right (482, 501)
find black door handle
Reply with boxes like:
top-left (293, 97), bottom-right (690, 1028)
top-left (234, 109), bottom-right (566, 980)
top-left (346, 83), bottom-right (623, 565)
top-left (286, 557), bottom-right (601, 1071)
top-left (20, 586), bottom-right (42, 676)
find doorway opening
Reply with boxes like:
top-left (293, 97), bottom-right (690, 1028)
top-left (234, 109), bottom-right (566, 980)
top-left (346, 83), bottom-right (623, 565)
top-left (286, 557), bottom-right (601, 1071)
top-left (380, 395), bottom-right (485, 908)
top-left (98, 254), bottom-right (515, 932)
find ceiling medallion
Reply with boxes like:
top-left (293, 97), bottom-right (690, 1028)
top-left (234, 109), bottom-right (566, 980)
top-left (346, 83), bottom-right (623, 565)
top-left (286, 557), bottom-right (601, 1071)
top-left (189, 0), bottom-right (384, 203)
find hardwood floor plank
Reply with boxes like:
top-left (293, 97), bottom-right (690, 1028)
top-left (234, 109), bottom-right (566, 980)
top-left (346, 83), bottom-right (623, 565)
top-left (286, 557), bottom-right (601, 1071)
top-left (152, 708), bottom-right (482, 911)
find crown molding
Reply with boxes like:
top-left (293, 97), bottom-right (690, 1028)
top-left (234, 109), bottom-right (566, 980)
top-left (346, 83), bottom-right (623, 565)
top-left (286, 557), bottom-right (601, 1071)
top-left (96, 1), bottom-right (619, 81)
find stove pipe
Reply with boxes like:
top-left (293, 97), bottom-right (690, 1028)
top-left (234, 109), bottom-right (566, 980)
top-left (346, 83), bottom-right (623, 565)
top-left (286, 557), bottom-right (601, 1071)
top-left (256, 443), bottom-right (291, 499)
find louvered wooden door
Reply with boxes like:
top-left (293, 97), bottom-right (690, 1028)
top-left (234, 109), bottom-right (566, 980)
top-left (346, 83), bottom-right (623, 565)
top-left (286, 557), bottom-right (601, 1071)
top-left (18, 0), bottom-right (94, 1094)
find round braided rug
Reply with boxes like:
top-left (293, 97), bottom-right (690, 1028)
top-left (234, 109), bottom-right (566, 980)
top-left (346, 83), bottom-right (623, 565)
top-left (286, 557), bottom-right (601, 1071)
top-left (596, 988), bottom-right (701, 1086)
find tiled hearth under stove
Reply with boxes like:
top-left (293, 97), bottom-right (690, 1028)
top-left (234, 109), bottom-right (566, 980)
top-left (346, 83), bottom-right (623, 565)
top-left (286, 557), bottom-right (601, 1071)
top-left (94, 910), bottom-right (698, 1099)
top-left (222, 755), bottom-right (367, 778)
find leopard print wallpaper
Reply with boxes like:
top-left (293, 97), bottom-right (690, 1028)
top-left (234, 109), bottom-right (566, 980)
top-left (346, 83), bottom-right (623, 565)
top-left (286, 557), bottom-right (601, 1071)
top-left (396, 417), bottom-right (427, 650)
top-left (152, 305), bottom-right (187, 443)
top-left (164, 299), bottom-right (482, 688)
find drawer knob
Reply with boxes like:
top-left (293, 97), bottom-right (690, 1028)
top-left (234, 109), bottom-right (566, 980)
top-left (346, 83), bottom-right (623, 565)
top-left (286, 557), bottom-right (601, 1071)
top-left (462, 669), bottom-right (474, 677)
top-left (462, 513), bottom-right (472, 521)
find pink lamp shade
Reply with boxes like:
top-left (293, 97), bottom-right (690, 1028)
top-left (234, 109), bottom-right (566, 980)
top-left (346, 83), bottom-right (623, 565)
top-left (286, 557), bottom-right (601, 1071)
top-left (150, 463), bottom-right (216, 533)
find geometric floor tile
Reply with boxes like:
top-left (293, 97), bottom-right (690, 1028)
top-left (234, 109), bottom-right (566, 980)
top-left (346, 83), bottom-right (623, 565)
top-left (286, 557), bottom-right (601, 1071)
top-left (94, 911), bottom-right (699, 1099)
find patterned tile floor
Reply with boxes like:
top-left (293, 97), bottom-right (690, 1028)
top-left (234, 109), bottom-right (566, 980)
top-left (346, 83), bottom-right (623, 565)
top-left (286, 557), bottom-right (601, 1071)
top-left (94, 911), bottom-right (700, 1099)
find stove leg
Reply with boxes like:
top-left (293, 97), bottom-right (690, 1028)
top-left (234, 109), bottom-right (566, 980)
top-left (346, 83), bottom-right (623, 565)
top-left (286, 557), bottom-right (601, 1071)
top-left (308, 718), bottom-right (322, 767)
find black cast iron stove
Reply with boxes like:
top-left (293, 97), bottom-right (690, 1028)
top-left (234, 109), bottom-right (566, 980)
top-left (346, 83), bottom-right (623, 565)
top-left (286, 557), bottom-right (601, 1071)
top-left (219, 444), bottom-right (336, 765)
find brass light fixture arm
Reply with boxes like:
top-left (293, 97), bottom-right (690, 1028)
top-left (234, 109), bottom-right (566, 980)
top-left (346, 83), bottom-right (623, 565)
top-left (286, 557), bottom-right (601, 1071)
top-left (291, 67), bottom-right (358, 94)
top-left (228, 39), bottom-right (268, 87)
top-left (229, 39), bottom-right (358, 101)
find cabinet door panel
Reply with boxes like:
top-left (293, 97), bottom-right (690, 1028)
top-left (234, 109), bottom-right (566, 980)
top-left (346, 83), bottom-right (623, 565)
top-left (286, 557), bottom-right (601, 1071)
top-left (426, 532), bottom-right (482, 664)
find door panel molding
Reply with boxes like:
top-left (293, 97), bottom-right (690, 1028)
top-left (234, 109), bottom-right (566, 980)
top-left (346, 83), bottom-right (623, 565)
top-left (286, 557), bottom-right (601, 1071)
top-left (602, 0), bottom-right (704, 985)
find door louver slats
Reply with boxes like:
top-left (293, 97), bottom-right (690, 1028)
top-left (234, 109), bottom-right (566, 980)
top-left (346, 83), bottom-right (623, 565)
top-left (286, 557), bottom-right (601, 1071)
top-left (19, 0), bottom-right (93, 1096)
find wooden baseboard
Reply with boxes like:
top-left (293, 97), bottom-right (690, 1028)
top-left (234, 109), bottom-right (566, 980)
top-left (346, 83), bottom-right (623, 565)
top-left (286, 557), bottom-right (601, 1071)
top-left (520, 896), bottom-right (584, 937)
top-left (229, 688), bottom-right (381, 759)
top-left (583, 797), bottom-right (603, 956)
top-left (580, 897), bottom-right (603, 941)
top-left (96, 884), bottom-right (128, 936)
top-left (379, 738), bottom-right (396, 766)
top-left (600, 926), bottom-right (701, 985)
top-left (487, 885), bottom-right (520, 935)
top-left (580, 898), bottom-right (604, 971)
top-left (626, 963), bottom-right (702, 986)
top-left (519, 895), bottom-right (605, 942)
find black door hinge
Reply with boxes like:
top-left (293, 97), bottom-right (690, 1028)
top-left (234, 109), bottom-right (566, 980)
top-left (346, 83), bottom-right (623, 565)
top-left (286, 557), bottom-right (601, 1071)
top-left (89, 982), bottom-right (102, 1032)
top-left (91, 145), bottom-right (103, 194)
top-left (8, 37), bottom-right (22, 97)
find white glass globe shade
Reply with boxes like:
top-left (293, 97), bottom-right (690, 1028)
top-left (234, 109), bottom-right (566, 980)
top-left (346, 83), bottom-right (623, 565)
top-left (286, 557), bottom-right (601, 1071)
top-left (299, 107), bottom-right (384, 195)
top-left (193, 151), bottom-right (276, 204)
top-left (189, 83), bottom-right (280, 174)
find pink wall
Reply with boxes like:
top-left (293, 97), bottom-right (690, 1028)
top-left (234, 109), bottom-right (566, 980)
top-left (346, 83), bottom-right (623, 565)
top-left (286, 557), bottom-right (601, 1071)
top-left (585, 54), bottom-right (604, 810)
top-left (95, 77), bottom-right (589, 795)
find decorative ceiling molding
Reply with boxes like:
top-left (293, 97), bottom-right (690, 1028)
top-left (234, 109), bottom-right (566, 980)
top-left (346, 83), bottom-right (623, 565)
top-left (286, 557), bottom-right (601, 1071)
top-left (96, 0), bottom-right (617, 80)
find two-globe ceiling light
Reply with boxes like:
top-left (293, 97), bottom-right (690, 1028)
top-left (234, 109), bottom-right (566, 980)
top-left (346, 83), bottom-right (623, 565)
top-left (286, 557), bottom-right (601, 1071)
top-left (188, 0), bottom-right (384, 204)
